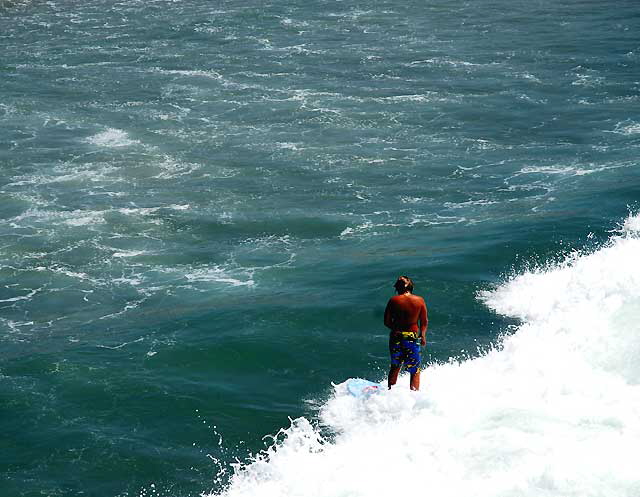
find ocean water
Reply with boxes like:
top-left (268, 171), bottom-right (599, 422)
top-left (1, 0), bottom-right (639, 496)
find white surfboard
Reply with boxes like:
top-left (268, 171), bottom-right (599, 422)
top-left (345, 378), bottom-right (382, 397)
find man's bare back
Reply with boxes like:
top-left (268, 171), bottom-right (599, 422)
top-left (384, 294), bottom-right (427, 335)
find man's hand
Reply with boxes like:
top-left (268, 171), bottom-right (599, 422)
top-left (420, 336), bottom-right (426, 346)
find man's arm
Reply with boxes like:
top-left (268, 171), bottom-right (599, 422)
top-left (419, 299), bottom-right (428, 346)
top-left (384, 300), bottom-right (394, 330)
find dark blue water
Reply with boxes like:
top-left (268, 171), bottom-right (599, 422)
top-left (1, 1), bottom-right (639, 496)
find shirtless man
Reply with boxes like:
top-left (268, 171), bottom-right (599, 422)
top-left (384, 276), bottom-right (428, 391)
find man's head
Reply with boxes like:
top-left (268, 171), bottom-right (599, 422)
top-left (394, 275), bottom-right (414, 294)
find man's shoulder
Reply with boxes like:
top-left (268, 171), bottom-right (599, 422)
top-left (389, 294), bottom-right (425, 303)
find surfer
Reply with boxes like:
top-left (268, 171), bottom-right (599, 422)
top-left (384, 276), bottom-right (428, 391)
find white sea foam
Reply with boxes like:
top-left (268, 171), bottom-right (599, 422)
top-left (153, 156), bottom-right (201, 179)
top-left (572, 73), bottom-right (605, 87)
top-left (0, 287), bottom-right (41, 303)
top-left (211, 213), bottom-right (640, 497)
top-left (612, 121), bottom-right (640, 135)
top-left (515, 72), bottom-right (543, 84)
top-left (339, 220), bottom-right (402, 238)
top-left (86, 128), bottom-right (139, 148)
top-left (623, 215), bottom-right (640, 233)
top-left (280, 17), bottom-right (309, 28)
top-left (184, 265), bottom-right (255, 288)
top-left (64, 211), bottom-right (106, 226)
top-left (9, 207), bottom-right (106, 227)
top-left (0, 103), bottom-right (17, 117)
top-left (48, 267), bottom-right (97, 282)
top-left (158, 68), bottom-right (223, 79)
top-left (511, 161), bottom-right (630, 179)
top-left (339, 212), bottom-right (469, 238)
top-left (407, 57), bottom-right (484, 68)
top-left (376, 92), bottom-right (455, 104)
top-left (117, 204), bottom-right (190, 216)
top-left (443, 199), bottom-right (498, 209)
top-left (7, 163), bottom-right (122, 187)
top-left (0, 318), bottom-right (36, 335)
top-left (112, 249), bottom-right (148, 258)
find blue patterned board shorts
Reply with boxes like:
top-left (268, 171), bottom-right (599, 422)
top-left (389, 331), bottom-right (421, 374)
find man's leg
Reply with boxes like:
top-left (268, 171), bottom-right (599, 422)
top-left (388, 334), bottom-right (402, 389)
top-left (410, 370), bottom-right (420, 391)
top-left (406, 337), bottom-right (421, 391)
top-left (388, 366), bottom-right (401, 389)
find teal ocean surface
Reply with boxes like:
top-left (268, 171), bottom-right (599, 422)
top-left (2, 0), bottom-right (639, 496)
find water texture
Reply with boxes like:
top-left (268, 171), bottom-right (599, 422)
top-left (1, 0), bottom-right (639, 496)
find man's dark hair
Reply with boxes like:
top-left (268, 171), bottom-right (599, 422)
top-left (394, 275), bottom-right (414, 293)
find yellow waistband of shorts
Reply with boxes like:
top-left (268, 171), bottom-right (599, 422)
top-left (393, 331), bottom-right (419, 338)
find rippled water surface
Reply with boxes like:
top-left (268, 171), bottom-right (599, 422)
top-left (1, 0), bottom-right (639, 496)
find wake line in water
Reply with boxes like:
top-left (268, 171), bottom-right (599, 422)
top-left (210, 213), bottom-right (640, 497)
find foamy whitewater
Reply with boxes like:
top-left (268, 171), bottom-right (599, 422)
top-left (212, 214), bottom-right (640, 497)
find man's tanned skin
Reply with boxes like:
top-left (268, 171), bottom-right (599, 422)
top-left (384, 277), bottom-right (428, 390)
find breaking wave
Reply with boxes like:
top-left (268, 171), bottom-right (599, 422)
top-left (210, 213), bottom-right (640, 497)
